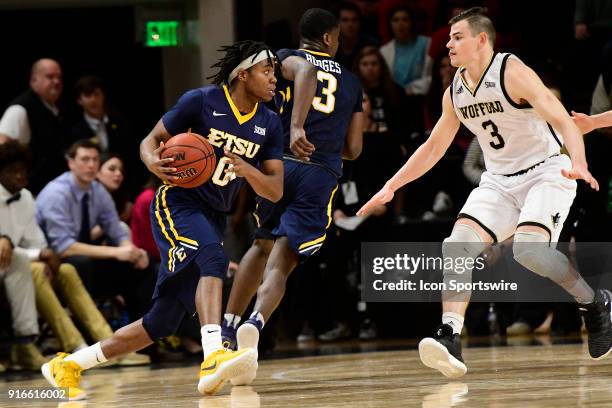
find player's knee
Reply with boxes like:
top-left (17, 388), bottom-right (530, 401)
top-left (253, 239), bottom-right (273, 257)
top-left (442, 224), bottom-right (486, 259)
top-left (442, 224), bottom-right (487, 279)
top-left (513, 231), bottom-right (565, 279)
top-left (142, 306), bottom-right (183, 341)
top-left (196, 244), bottom-right (229, 280)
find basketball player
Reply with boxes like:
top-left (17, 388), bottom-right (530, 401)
top-left (358, 7), bottom-right (612, 378)
top-left (41, 41), bottom-right (284, 399)
top-left (220, 8), bottom-right (364, 384)
top-left (572, 110), bottom-right (612, 133)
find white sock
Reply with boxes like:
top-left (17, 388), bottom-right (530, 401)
top-left (65, 342), bottom-right (107, 370)
top-left (201, 324), bottom-right (222, 360)
top-left (224, 313), bottom-right (241, 329)
top-left (442, 312), bottom-right (464, 335)
top-left (249, 311), bottom-right (265, 329)
top-left (73, 343), bottom-right (88, 352)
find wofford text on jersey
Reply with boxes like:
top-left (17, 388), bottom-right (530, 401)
top-left (458, 100), bottom-right (505, 119)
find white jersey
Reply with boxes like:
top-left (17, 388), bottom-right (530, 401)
top-left (450, 53), bottom-right (562, 175)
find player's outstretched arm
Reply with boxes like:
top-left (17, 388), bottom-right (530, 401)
top-left (140, 119), bottom-right (178, 183)
top-left (281, 56), bottom-right (317, 160)
top-left (357, 87), bottom-right (459, 216)
top-left (504, 59), bottom-right (598, 191)
top-left (224, 148), bottom-right (283, 202)
top-left (571, 110), bottom-right (612, 134)
top-left (342, 111), bottom-right (364, 160)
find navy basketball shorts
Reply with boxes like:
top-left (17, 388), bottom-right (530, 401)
top-left (254, 160), bottom-right (338, 259)
top-left (145, 185), bottom-right (229, 337)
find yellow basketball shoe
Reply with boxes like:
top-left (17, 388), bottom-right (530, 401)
top-left (197, 348), bottom-right (257, 395)
top-left (41, 353), bottom-right (87, 401)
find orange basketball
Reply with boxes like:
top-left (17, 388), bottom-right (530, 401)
top-left (161, 132), bottom-right (217, 188)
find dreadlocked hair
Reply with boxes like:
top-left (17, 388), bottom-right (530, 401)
top-left (207, 40), bottom-right (279, 85)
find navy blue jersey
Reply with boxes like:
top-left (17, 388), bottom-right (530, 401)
top-left (275, 49), bottom-right (363, 177)
top-left (162, 85), bottom-right (283, 213)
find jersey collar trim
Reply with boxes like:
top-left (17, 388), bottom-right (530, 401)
top-left (222, 84), bottom-right (258, 125)
top-left (459, 52), bottom-right (497, 97)
top-left (299, 48), bottom-right (331, 57)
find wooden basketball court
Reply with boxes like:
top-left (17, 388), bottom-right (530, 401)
top-left (3, 338), bottom-right (612, 407)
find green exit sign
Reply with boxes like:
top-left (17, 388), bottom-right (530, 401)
top-left (146, 21), bottom-right (179, 47)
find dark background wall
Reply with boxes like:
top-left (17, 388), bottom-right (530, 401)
top-left (0, 6), bottom-right (166, 138)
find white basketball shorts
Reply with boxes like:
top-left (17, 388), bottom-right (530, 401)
top-left (458, 154), bottom-right (576, 243)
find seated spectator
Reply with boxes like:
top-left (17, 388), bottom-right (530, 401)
top-left (0, 59), bottom-right (68, 193)
top-left (353, 46), bottom-right (412, 219)
top-left (427, 4), bottom-right (465, 66)
top-left (333, 1), bottom-right (378, 69)
top-left (353, 46), bottom-right (411, 143)
top-left (380, 6), bottom-right (432, 95)
top-left (0, 141), bottom-right (46, 370)
top-left (319, 92), bottom-right (395, 341)
top-left (351, 0), bottom-right (382, 40)
top-left (97, 152), bottom-right (132, 223)
top-left (36, 139), bottom-right (155, 323)
top-left (377, 0), bottom-right (439, 43)
top-left (425, 54), bottom-right (471, 150)
top-left (130, 176), bottom-right (162, 263)
top-left (0, 141), bottom-right (149, 365)
top-left (70, 75), bottom-right (144, 192)
top-left (425, 54), bottom-right (455, 129)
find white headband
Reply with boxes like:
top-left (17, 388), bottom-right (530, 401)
top-left (227, 50), bottom-right (272, 84)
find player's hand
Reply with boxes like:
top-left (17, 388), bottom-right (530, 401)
top-left (289, 127), bottom-right (315, 161)
top-left (357, 184), bottom-right (395, 216)
top-left (144, 141), bottom-right (178, 183)
top-left (370, 204), bottom-right (388, 217)
top-left (224, 148), bottom-right (253, 179)
top-left (561, 165), bottom-right (599, 191)
top-left (39, 248), bottom-right (61, 277)
top-left (0, 237), bottom-right (13, 270)
top-left (571, 111), bottom-right (595, 134)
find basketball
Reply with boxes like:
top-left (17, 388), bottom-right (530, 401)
top-left (161, 132), bottom-right (216, 188)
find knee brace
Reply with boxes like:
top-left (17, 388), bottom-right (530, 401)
top-left (142, 296), bottom-right (186, 341)
top-left (442, 224), bottom-right (488, 278)
top-left (441, 224), bottom-right (488, 301)
top-left (195, 244), bottom-right (229, 280)
top-left (513, 231), bottom-right (568, 281)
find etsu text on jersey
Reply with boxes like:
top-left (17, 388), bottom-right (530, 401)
top-left (206, 128), bottom-right (261, 158)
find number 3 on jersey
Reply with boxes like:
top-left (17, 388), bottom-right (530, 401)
top-left (482, 120), bottom-right (505, 150)
top-left (312, 71), bottom-right (337, 114)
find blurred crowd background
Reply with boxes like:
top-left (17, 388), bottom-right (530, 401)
top-left (0, 0), bottom-right (610, 371)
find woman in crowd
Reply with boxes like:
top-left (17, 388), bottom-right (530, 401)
top-left (380, 6), bottom-right (431, 96)
top-left (353, 46), bottom-right (413, 221)
top-left (96, 152), bottom-right (132, 223)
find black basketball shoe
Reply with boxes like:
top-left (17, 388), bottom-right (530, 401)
top-left (579, 289), bottom-right (612, 360)
top-left (419, 323), bottom-right (467, 378)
